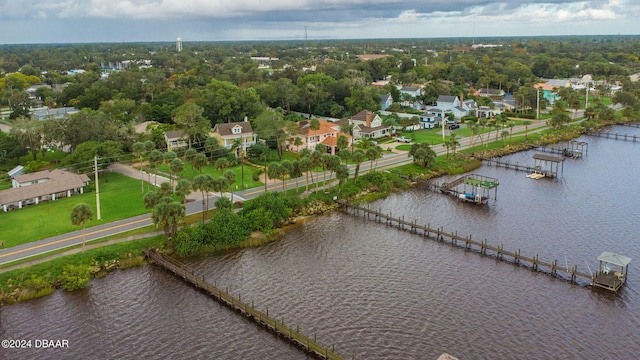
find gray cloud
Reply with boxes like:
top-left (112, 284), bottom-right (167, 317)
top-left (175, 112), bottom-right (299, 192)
top-left (0, 0), bottom-right (636, 44)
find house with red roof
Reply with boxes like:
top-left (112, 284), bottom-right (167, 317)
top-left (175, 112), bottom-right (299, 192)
top-left (291, 119), bottom-right (352, 155)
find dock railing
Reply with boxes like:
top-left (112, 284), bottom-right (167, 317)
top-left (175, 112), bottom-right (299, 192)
top-left (145, 249), bottom-right (346, 360)
top-left (337, 201), bottom-right (593, 286)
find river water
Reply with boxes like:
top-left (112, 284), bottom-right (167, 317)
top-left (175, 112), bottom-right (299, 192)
top-left (2, 126), bottom-right (639, 360)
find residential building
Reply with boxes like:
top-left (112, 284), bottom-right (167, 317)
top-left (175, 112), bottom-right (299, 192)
top-left (163, 130), bottom-right (188, 151)
top-left (434, 95), bottom-right (467, 119)
top-left (357, 54), bottom-right (390, 61)
top-left (31, 107), bottom-right (80, 121)
top-left (474, 88), bottom-right (506, 98)
top-left (534, 83), bottom-right (561, 105)
top-left (380, 94), bottom-right (393, 110)
top-left (0, 169), bottom-right (90, 212)
top-left (338, 110), bottom-right (392, 140)
top-left (211, 119), bottom-right (257, 155)
top-left (291, 119), bottom-right (352, 155)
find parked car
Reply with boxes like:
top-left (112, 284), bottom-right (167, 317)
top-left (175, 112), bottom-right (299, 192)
top-left (397, 136), bottom-right (412, 143)
top-left (448, 124), bottom-right (460, 130)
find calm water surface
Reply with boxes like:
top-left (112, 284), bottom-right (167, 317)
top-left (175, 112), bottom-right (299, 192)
top-left (2, 127), bottom-right (639, 359)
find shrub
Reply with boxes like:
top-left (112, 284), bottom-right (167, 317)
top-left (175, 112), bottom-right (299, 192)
top-left (214, 196), bottom-right (233, 210)
top-left (204, 209), bottom-right (250, 246)
top-left (59, 264), bottom-right (92, 291)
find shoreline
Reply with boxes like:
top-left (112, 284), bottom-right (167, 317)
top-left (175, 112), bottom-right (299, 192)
top-left (0, 118), bottom-right (633, 306)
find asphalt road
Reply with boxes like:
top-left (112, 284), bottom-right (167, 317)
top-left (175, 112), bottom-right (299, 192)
top-left (0, 118), bottom-right (557, 266)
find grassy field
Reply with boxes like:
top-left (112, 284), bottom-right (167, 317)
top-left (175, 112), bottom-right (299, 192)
top-left (156, 161), bottom-right (264, 190)
top-left (0, 172), bottom-right (149, 247)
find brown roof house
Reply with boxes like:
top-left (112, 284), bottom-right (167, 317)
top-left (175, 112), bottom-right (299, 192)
top-left (338, 110), bottom-right (392, 140)
top-left (0, 169), bottom-right (91, 212)
top-left (211, 118), bottom-right (256, 156)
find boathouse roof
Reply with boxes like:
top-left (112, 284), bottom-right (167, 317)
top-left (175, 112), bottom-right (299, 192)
top-left (597, 252), bottom-right (631, 267)
top-left (532, 154), bottom-right (564, 163)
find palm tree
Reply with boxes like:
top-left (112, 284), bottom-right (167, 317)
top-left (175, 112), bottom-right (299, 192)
top-left (192, 153), bottom-right (208, 174)
top-left (169, 158), bottom-right (184, 189)
top-left (449, 133), bottom-right (460, 156)
top-left (183, 148), bottom-right (197, 177)
top-left (280, 160), bottom-right (293, 191)
top-left (204, 136), bottom-right (220, 164)
top-left (192, 174), bottom-right (214, 222)
top-left (366, 147), bottom-right (377, 170)
top-left (293, 136), bottom-right (303, 152)
top-left (267, 162), bottom-right (282, 191)
top-left (290, 160), bottom-right (302, 193)
top-left (71, 203), bottom-right (93, 252)
top-left (223, 170), bottom-right (236, 201)
top-left (152, 198), bottom-right (185, 239)
top-left (351, 149), bottom-right (365, 182)
top-left (299, 156), bottom-right (313, 192)
top-left (336, 164), bottom-right (349, 193)
top-left (175, 179), bottom-right (192, 205)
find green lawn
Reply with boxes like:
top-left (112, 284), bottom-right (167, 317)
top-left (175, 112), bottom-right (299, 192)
top-left (250, 149), bottom-right (299, 165)
top-left (0, 172), bottom-right (149, 247)
top-left (156, 161), bottom-right (264, 190)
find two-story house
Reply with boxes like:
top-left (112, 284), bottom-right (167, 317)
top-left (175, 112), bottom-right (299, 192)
top-left (292, 119), bottom-right (352, 155)
top-left (211, 119), bottom-right (257, 156)
top-left (163, 130), bottom-right (188, 151)
top-left (337, 110), bottom-right (392, 140)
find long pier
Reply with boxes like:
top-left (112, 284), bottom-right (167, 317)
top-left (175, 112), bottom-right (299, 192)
top-left (584, 131), bottom-right (639, 142)
top-left (336, 201), bottom-right (593, 286)
top-left (144, 249), bottom-right (346, 360)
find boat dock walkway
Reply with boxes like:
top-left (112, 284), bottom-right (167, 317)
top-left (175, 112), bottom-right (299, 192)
top-left (336, 201), bottom-right (593, 286)
top-left (584, 131), bottom-right (639, 142)
top-left (475, 154), bottom-right (564, 178)
top-left (144, 249), bottom-right (346, 360)
top-left (402, 174), bottom-right (498, 204)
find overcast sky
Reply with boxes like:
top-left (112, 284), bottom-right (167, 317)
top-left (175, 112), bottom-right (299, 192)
top-left (0, 0), bottom-right (638, 44)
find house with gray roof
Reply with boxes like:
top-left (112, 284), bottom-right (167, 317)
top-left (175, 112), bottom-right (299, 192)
top-left (31, 107), bottom-right (80, 121)
top-left (211, 119), bottom-right (256, 155)
top-left (0, 169), bottom-right (90, 212)
top-left (163, 130), bottom-right (188, 151)
top-left (380, 94), bottom-right (393, 110)
top-left (342, 110), bottom-right (392, 139)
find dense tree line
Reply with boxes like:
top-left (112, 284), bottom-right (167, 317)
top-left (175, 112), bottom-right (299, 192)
top-left (1, 36), bottom-right (639, 173)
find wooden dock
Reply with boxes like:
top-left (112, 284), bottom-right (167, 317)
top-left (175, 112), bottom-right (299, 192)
top-left (336, 201), bottom-right (593, 286)
top-left (403, 174), bottom-right (498, 204)
top-left (534, 140), bottom-right (587, 159)
top-left (475, 155), bottom-right (563, 179)
top-left (144, 249), bottom-right (346, 360)
top-left (584, 131), bottom-right (639, 142)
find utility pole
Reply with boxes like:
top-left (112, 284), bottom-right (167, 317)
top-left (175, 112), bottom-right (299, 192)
top-left (536, 87), bottom-right (540, 120)
top-left (94, 156), bottom-right (101, 220)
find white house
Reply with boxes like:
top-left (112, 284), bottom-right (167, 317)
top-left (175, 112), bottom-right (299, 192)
top-left (338, 110), bottom-right (392, 140)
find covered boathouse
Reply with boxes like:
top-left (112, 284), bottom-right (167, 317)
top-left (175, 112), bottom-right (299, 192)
top-left (591, 252), bottom-right (632, 292)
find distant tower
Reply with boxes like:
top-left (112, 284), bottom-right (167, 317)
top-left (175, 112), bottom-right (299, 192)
top-left (304, 26), bottom-right (308, 51)
top-left (176, 37), bottom-right (183, 52)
